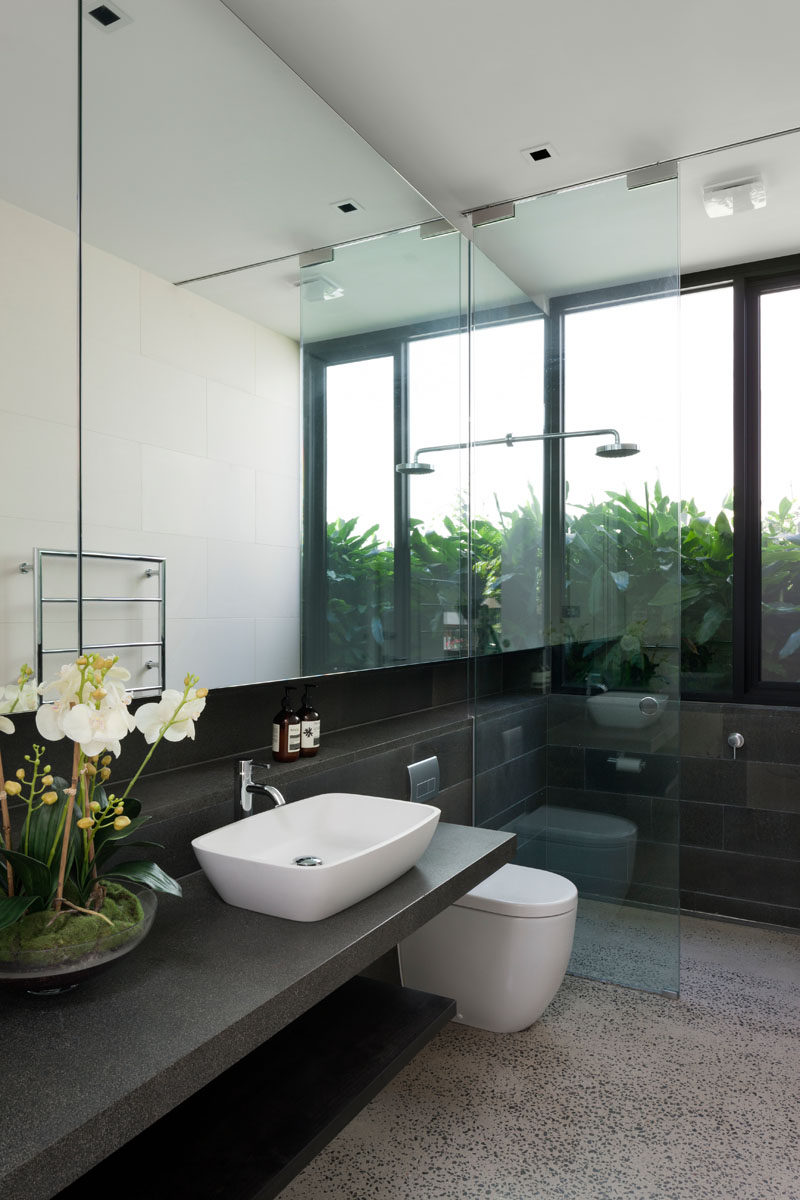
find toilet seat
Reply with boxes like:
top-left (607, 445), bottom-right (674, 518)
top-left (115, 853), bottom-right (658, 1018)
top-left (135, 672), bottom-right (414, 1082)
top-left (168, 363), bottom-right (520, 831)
top-left (455, 862), bottom-right (578, 919)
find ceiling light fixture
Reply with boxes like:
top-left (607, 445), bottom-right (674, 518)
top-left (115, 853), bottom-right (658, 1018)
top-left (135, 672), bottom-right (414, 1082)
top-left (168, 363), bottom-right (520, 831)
top-left (84, 2), bottom-right (132, 30)
top-left (521, 143), bottom-right (557, 165)
top-left (331, 199), bottom-right (363, 215)
top-left (702, 176), bottom-right (767, 218)
top-left (298, 274), bottom-right (344, 302)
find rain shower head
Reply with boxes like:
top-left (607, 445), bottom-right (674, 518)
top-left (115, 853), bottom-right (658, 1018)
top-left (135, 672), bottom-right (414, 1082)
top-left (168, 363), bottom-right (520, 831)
top-left (595, 442), bottom-right (640, 458)
top-left (396, 461), bottom-right (435, 475)
top-left (396, 428), bottom-right (640, 476)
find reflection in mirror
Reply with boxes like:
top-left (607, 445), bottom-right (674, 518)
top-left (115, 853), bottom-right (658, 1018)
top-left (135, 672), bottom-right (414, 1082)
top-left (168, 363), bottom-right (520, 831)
top-left (76, 0), bottom-right (438, 691)
top-left (300, 225), bottom-right (469, 674)
top-left (0, 2), bottom-right (79, 699)
top-left (472, 174), bottom-right (681, 698)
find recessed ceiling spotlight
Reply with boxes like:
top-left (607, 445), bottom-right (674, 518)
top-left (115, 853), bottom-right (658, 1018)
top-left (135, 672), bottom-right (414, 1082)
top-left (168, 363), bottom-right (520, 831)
top-left (521, 143), bottom-right (557, 165)
top-left (702, 177), bottom-right (767, 219)
top-left (84, 2), bottom-right (132, 31)
top-left (331, 199), bottom-right (363, 215)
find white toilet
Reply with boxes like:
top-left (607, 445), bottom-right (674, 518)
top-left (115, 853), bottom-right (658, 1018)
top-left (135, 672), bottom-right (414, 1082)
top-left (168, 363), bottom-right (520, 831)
top-left (399, 863), bottom-right (578, 1033)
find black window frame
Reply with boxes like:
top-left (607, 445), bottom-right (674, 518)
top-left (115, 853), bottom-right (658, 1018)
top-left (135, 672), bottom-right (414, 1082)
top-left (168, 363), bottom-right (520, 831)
top-left (302, 302), bottom-right (541, 675)
top-left (305, 251), bottom-right (800, 704)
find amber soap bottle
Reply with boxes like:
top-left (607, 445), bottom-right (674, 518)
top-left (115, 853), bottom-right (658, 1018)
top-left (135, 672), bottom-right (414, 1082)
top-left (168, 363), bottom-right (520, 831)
top-left (297, 684), bottom-right (320, 757)
top-left (272, 686), bottom-right (301, 762)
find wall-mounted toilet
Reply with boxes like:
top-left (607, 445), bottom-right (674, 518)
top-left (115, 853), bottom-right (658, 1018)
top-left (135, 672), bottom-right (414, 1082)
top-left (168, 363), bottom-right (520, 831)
top-left (399, 863), bottom-right (578, 1033)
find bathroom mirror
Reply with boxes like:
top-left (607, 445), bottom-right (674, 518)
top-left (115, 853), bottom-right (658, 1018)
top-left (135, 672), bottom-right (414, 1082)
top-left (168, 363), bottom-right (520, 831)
top-left (0, 0), bottom-right (449, 694)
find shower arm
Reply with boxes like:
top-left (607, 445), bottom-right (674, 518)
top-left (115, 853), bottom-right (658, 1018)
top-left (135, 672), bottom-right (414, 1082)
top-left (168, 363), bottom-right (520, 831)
top-left (404, 428), bottom-right (624, 470)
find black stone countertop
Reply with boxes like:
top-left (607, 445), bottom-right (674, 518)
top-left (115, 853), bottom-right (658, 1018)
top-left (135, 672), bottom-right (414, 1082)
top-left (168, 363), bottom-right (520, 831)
top-left (0, 822), bottom-right (514, 1200)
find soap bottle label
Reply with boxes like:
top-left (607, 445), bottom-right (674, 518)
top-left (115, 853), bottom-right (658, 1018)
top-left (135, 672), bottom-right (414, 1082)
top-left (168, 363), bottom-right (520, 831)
top-left (288, 723), bottom-right (301, 752)
top-left (301, 720), bottom-right (320, 749)
top-left (271, 723), bottom-right (281, 752)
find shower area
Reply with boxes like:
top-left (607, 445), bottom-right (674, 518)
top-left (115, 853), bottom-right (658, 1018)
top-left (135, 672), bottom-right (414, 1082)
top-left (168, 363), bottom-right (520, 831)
top-left (301, 166), bottom-right (680, 997)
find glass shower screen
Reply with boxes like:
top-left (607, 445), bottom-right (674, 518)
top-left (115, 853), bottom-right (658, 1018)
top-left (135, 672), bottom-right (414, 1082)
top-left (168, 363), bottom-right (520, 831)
top-left (471, 171), bottom-right (681, 995)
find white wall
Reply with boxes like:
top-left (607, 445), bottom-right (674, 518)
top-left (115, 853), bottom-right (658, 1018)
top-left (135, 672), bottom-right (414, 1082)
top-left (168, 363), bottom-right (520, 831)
top-left (0, 198), bottom-right (301, 692)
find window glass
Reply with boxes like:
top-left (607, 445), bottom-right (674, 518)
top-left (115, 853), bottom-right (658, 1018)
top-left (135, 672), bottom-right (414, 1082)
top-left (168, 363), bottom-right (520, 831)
top-left (760, 286), bottom-right (800, 682)
top-left (324, 356), bottom-right (395, 669)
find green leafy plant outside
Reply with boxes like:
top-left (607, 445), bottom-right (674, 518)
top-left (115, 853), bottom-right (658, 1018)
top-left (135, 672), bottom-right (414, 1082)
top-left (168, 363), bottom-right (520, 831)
top-left (321, 485), bottom-right (800, 687)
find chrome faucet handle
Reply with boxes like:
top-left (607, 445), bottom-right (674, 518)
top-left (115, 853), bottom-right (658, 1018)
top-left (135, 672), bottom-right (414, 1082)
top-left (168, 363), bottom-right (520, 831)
top-left (234, 758), bottom-right (274, 819)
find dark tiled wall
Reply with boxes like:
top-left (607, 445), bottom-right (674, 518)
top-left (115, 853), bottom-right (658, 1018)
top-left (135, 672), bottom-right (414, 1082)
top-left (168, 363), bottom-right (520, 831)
top-left (0, 656), bottom-right (477, 882)
top-left (680, 701), bottom-right (800, 928)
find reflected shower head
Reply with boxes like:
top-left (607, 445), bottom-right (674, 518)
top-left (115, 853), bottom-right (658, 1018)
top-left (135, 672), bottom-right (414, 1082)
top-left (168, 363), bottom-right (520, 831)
top-left (396, 461), bottom-right (435, 475)
top-left (595, 442), bottom-right (640, 458)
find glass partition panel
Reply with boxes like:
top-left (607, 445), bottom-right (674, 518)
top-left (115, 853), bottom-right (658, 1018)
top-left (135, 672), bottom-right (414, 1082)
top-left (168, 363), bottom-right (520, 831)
top-left (0, 3), bottom-right (79, 704)
top-left (301, 224), bottom-right (467, 675)
top-left (472, 173), bottom-right (680, 996)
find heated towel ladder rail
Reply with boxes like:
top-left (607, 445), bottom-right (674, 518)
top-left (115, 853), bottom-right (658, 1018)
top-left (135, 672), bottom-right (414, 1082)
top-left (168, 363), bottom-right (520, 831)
top-left (19, 549), bottom-right (166, 694)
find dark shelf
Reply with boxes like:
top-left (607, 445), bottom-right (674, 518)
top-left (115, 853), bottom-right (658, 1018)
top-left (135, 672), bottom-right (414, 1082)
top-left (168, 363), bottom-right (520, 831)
top-left (55, 975), bottom-right (455, 1200)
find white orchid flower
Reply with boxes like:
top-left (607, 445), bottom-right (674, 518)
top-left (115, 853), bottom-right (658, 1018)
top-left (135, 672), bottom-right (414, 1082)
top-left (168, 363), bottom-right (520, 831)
top-left (59, 700), bottom-right (136, 758)
top-left (38, 661), bottom-right (84, 707)
top-left (0, 714), bottom-right (14, 735)
top-left (135, 688), bottom-right (206, 744)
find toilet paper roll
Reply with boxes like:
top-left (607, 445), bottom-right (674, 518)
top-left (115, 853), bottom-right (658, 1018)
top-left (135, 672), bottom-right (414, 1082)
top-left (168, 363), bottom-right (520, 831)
top-left (609, 755), bottom-right (645, 773)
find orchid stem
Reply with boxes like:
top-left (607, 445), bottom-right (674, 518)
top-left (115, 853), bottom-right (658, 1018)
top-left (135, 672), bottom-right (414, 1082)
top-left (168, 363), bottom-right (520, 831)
top-left (0, 746), bottom-right (13, 897)
top-left (54, 743), bottom-right (81, 912)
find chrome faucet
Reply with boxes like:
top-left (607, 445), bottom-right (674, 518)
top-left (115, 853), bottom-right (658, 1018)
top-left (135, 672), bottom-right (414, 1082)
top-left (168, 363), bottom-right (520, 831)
top-left (234, 759), bottom-right (287, 820)
top-left (585, 672), bottom-right (608, 696)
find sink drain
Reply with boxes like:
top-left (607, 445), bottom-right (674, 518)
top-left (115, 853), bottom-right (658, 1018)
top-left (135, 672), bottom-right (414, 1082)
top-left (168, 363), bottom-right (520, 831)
top-left (294, 855), bottom-right (323, 867)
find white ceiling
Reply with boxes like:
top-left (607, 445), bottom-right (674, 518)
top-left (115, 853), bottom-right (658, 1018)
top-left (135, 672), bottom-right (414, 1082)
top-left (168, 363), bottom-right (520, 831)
top-left (228, 0), bottom-right (800, 229)
top-left (3, 1), bottom-right (800, 340)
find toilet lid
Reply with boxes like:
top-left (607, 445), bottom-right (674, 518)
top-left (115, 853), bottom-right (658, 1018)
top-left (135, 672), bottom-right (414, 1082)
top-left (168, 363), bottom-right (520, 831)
top-left (455, 863), bottom-right (578, 918)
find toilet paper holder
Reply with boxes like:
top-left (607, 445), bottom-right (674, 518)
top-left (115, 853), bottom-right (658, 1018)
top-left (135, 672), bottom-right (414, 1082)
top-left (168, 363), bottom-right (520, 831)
top-left (607, 754), bottom-right (645, 774)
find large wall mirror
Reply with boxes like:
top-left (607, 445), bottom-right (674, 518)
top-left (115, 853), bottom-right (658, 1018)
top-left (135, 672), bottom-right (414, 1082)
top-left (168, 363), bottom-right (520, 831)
top-left (0, 0), bottom-right (467, 697)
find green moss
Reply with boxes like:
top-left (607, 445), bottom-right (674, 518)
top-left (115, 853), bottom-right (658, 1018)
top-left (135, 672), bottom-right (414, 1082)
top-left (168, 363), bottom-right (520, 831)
top-left (0, 884), bottom-right (145, 966)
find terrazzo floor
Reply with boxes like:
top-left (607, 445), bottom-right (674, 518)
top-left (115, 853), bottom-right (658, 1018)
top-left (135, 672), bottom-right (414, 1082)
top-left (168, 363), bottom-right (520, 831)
top-left (279, 915), bottom-right (800, 1200)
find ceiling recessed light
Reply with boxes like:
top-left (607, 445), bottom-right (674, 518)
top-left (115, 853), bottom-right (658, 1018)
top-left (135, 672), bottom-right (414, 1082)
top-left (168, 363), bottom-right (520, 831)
top-left (521, 143), bottom-right (557, 165)
top-left (702, 177), bottom-right (767, 219)
top-left (331, 199), bottom-right (363, 215)
top-left (84, 2), bottom-right (132, 31)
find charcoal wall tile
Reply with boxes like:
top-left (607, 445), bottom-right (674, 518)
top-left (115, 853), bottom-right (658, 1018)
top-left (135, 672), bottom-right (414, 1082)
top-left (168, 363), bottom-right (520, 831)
top-left (651, 797), bottom-right (680, 844)
top-left (745, 761), bottom-right (800, 814)
top-left (435, 780), bottom-right (472, 826)
top-left (681, 845), bottom-right (800, 908)
top-left (679, 800), bottom-right (724, 850)
top-left (721, 704), bottom-right (800, 765)
top-left (631, 840), bottom-right (679, 890)
top-left (586, 748), bottom-right (677, 798)
top-left (679, 704), bottom-right (724, 758)
top-left (724, 807), bottom-right (800, 860)
top-left (475, 703), bottom-right (546, 773)
top-left (547, 745), bottom-right (584, 789)
top-left (412, 726), bottom-right (472, 790)
top-left (680, 757), bottom-right (746, 806)
top-left (680, 889), bottom-right (800, 929)
top-left (479, 799), bottom-right (527, 831)
top-left (288, 747), bottom-right (411, 802)
top-left (475, 748), bottom-right (546, 825)
top-left (431, 659), bottom-right (470, 708)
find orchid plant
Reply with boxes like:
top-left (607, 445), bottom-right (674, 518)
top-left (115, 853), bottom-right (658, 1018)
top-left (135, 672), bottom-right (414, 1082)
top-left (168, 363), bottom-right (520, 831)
top-left (0, 655), bottom-right (208, 936)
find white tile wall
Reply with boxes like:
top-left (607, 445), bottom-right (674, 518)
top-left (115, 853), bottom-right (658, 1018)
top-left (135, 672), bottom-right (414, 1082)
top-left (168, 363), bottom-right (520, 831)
top-left (83, 336), bottom-right (207, 456)
top-left (0, 204), bottom-right (301, 689)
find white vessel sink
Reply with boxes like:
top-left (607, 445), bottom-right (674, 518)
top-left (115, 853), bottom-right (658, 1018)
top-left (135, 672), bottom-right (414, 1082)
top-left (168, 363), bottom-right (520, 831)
top-left (586, 692), bottom-right (669, 729)
top-left (192, 792), bottom-right (440, 922)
